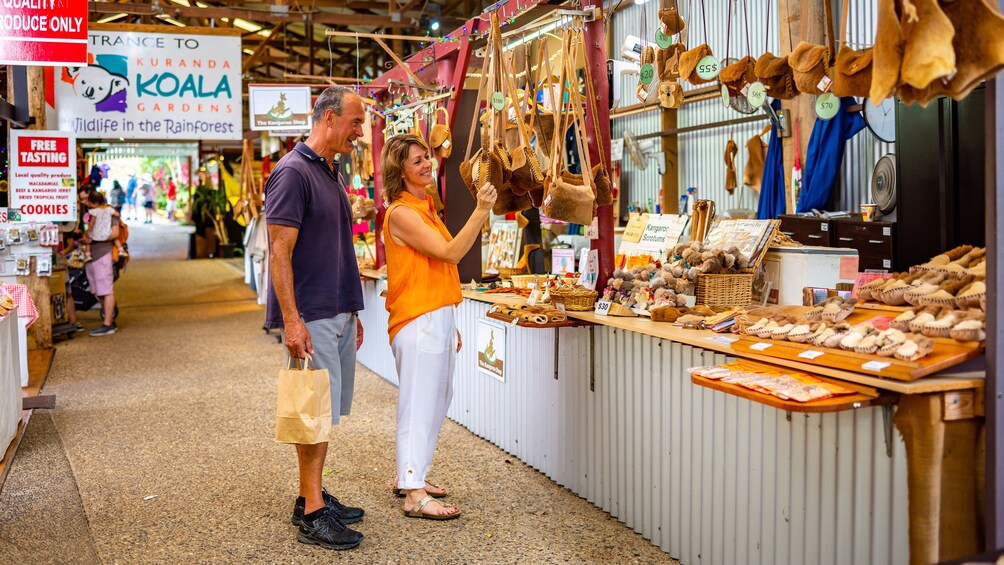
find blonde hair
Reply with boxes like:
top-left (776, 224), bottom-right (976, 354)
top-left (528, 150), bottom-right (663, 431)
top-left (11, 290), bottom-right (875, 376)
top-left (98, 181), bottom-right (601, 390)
top-left (380, 134), bottom-right (429, 205)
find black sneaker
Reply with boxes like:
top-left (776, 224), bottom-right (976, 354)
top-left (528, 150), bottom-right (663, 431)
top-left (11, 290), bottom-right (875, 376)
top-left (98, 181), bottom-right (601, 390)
top-left (89, 324), bottom-right (117, 337)
top-left (296, 507), bottom-right (363, 551)
top-left (291, 489), bottom-right (364, 526)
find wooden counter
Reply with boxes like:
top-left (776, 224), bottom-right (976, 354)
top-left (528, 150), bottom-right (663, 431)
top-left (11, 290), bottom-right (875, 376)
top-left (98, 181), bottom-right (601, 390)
top-left (461, 290), bottom-right (984, 394)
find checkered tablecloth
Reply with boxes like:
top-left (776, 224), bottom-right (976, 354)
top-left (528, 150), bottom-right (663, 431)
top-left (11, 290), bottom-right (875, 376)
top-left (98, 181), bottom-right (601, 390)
top-left (1, 283), bottom-right (38, 328)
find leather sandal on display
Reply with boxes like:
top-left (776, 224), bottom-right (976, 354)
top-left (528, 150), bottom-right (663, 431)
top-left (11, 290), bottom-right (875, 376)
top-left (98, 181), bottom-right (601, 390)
top-left (403, 495), bottom-right (461, 521)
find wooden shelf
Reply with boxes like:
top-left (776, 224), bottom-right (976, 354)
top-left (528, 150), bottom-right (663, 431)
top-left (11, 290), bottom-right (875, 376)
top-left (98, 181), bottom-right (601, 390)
top-left (731, 334), bottom-right (983, 382)
top-left (462, 291), bottom-right (985, 394)
top-left (486, 311), bottom-right (592, 329)
top-left (691, 373), bottom-right (896, 413)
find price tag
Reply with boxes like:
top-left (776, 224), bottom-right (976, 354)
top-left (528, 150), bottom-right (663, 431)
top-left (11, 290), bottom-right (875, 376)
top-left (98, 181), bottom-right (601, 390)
top-left (610, 138), bottom-right (624, 162)
top-left (556, 303), bottom-right (567, 315)
top-left (721, 84), bottom-right (730, 108)
top-left (584, 217), bottom-right (599, 240)
top-left (696, 55), bottom-right (721, 80)
top-left (750, 342), bottom-right (773, 351)
top-left (509, 317), bottom-right (520, 327)
top-left (703, 336), bottom-right (739, 345)
top-left (527, 289), bottom-right (541, 306)
top-left (817, 75), bottom-right (833, 93)
top-left (430, 157), bottom-right (439, 170)
top-left (640, 64), bottom-right (655, 85)
top-left (798, 350), bottom-right (825, 360)
top-left (861, 360), bottom-right (890, 372)
top-left (746, 81), bottom-right (767, 108)
top-left (594, 300), bottom-right (612, 316)
top-left (821, 223), bottom-right (829, 232)
top-left (656, 29), bottom-right (672, 48)
top-left (491, 91), bottom-right (505, 111)
top-left (815, 92), bottom-right (839, 120)
top-left (883, 227), bottom-right (891, 236)
top-left (352, 174), bottom-right (363, 189)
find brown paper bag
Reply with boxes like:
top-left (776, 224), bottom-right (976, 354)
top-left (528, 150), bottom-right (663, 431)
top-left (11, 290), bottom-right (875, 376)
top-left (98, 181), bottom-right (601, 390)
top-left (275, 356), bottom-right (332, 444)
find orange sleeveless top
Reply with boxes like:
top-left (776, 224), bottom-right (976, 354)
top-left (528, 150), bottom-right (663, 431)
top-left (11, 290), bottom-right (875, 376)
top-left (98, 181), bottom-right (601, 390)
top-left (383, 191), bottom-right (462, 343)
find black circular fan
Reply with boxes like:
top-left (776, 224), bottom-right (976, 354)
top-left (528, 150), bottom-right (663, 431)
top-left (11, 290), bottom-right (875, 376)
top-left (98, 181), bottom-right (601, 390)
top-left (871, 154), bottom-right (897, 214)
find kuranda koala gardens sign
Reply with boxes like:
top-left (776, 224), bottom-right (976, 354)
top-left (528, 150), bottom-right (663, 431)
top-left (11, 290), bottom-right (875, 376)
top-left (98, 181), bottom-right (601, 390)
top-left (47, 26), bottom-right (242, 141)
top-left (0, 0), bottom-right (87, 66)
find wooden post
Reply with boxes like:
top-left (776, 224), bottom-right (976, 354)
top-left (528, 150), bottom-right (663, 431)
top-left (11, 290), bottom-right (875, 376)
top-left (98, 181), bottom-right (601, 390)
top-left (8, 66), bottom-right (51, 350)
top-left (584, 2), bottom-right (615, 284)
top-left (776, 0), bottom-right (821, 213)
top-left (895, 393), bottom-right (984, 564)
top-left (662, 108), bottom-right (679, 214)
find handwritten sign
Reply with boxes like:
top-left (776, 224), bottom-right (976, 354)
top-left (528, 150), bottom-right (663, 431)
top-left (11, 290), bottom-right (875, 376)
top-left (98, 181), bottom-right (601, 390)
top-left (622, 214), bottom-right (648, 243)
top-left (637, 214), bottom-right (688, 255)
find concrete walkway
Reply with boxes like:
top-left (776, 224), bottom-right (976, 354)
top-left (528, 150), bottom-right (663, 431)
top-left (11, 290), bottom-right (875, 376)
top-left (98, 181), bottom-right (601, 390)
top-left (0, 222), bottom-right (676, 564)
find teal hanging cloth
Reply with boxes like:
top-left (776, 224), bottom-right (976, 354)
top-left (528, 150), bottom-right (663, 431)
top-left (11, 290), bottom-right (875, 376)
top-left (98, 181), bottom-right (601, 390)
top-left (756, 100), bottom-right (787, 219)
top-left (795, 96), bottom-right (866, 213)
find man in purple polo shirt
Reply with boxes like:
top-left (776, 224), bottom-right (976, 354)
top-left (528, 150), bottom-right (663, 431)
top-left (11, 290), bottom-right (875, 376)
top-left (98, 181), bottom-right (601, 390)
top-left (265, 86), bottom-right (366, 552)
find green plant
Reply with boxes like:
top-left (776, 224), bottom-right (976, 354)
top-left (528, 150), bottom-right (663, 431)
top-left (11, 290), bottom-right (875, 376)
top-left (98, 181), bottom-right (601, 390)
top-left (192, 184), bottom-right (233, 245)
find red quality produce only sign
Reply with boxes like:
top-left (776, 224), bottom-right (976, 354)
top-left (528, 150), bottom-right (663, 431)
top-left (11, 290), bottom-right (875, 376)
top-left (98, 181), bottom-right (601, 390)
top-left (0, 0), bottom-right (87, 66)
top-left (9, 129), bottom-right (77, 222)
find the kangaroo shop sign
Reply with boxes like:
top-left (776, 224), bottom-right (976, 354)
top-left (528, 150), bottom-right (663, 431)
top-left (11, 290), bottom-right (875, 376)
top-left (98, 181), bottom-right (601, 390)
top-left (48, 26), bottom-right (242, 141)
top-left (0, 0), bottom-right (87, 66)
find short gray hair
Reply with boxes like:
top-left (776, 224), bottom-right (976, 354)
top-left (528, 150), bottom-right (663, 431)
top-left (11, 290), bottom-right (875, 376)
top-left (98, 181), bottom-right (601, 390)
top-left (312, 86), bottom-right (355, 123)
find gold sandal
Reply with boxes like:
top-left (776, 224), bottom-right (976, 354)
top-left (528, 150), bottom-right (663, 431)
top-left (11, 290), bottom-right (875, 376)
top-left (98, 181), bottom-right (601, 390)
top-left (403, 495), bottom-right (461, 521)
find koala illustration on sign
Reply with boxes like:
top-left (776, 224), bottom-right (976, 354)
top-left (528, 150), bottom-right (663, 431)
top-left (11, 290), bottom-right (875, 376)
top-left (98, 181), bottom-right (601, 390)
top-left (62, 54), bottom-right (129, 113)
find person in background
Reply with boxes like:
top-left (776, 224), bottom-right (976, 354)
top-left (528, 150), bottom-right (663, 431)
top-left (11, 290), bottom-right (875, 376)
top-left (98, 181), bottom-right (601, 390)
top-left (125, 172), bottom-right (137, 220)
top-left (380, 134), bottom-right (497, 520)
top-left (140, 173), bottom-right (155, 224)
top-left (109, 180), bottom-right (125, 216)
top-left (82, 192), bottom-right (120, 337)
top-left (265, 85), bottom-right (367, 552)
top-left (165, 175), bottom-right (178, 222)
top-left (83, 192), bottom-right (116, 262)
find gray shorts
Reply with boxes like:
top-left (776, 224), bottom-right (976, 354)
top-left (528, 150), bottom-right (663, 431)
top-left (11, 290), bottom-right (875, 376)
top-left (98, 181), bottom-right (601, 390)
top-left (294, 312), bottom-right (357, 425)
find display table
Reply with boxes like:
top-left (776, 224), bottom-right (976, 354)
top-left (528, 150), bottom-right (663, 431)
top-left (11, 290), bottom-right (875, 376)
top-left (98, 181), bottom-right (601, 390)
top-left (356, 277), bottom-right (983, 564)
top-left (0, 311), bottom-right (21, 463)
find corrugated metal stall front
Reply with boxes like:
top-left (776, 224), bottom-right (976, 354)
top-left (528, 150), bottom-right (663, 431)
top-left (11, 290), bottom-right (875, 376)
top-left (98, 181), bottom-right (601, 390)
top-left (446, 298), bottom-right (910, 564)
top-left (356, 279), bottom-right (399, 385)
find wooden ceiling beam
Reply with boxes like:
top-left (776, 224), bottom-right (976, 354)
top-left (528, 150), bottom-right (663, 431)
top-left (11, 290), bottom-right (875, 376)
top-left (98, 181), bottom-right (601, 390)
top-left (87, 1), bottom-right (419, 28)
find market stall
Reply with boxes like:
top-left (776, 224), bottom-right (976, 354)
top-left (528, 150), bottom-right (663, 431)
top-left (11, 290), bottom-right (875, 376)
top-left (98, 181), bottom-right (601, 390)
top-left (356, 0), bottom-right (998, 562)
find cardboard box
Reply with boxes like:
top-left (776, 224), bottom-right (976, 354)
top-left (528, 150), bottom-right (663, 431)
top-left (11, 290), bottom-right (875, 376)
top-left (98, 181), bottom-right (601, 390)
top-left (763, 246), bottom-right (859, 306)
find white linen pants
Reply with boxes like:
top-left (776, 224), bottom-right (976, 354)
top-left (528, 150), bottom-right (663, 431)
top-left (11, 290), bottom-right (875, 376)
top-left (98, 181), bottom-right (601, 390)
top-left (391, 305), bottom-right (457, 490)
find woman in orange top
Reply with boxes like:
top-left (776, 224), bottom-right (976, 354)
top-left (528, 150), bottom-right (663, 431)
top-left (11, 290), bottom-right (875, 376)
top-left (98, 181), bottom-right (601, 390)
top-left (380, 134), bottom-right (496, 520)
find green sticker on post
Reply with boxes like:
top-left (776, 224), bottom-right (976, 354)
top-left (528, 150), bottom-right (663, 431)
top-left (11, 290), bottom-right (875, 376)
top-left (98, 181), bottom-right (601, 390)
top-left (695, 55), bottom-right (721, 80)
top-left (640, 64), bottom-right (655, 85)
top-left (815, 92), bottom-right (839, 120)
top-left (721, 84), bottom-right (730, 108)
top-left (491, 91), bottom-right (505, 111)
top-left (430, 157), bottom-right (439, 170)
top-left (656, 30), bottom-right (672, 49)
top-left (746, 81), bottom-right (767, 108)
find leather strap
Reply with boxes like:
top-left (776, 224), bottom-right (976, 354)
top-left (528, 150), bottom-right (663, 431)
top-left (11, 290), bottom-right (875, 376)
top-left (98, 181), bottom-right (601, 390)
top-left (840, 0), bottom-right (850, 47)
top-left (463, 26), bottom-right (490, 161)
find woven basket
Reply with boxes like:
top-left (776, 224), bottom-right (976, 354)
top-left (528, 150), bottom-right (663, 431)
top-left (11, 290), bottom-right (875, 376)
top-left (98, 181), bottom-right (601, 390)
top-left (549, 287), bottom-right (598, 311)
top-left (497, 266), bottom-right (528, 279)
top-left (696, 273), bottom-right (755, 306)
top-left (511, 274), bottom-right (543, 289)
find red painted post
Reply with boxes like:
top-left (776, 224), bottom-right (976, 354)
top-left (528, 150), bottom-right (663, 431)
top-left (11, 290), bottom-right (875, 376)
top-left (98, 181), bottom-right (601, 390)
top-left (371, 111), bottom-right (387, 268)
top-left (583, 3), bottom-right (615, 285)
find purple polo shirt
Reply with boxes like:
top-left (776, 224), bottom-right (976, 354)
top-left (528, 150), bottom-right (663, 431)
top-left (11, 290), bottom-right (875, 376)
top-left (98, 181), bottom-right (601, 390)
top-left (264, 142), bottom-right (363, 329)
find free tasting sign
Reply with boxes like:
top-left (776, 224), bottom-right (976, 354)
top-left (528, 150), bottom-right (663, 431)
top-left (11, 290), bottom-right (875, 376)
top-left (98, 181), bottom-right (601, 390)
top-left (8, 129), bottom-right (77, 222)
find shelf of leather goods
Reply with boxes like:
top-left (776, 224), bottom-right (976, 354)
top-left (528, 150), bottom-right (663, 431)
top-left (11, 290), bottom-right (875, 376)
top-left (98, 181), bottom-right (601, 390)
top-left (728, 305), bottom-right (984, 383)
top-left (461, 291), bottom-right (985, 394)
top-left (690, 359), bottom-right (897, 414)
top-left (464, 290), bottom-right (595, 328)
